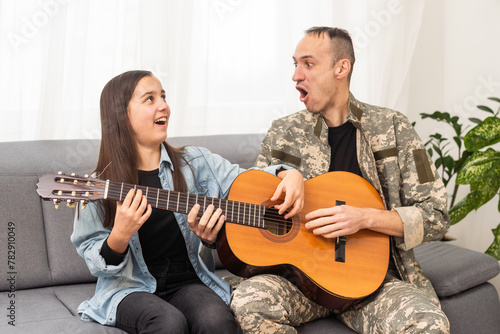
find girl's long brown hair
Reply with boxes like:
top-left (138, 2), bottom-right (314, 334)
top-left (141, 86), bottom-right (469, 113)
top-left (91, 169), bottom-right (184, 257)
top-left (96, 70), bottom-right (187, 228)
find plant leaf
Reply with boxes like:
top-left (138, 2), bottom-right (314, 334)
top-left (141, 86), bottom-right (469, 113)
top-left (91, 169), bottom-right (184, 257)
top-left (453, 136), bottom-right (462, 150)
top-left (449, 190), bottom-right (482, 224)
top-left (420, 111), bottom-right (451, 122)
top-left (488, 97), bottom-right (500, 104)
top-left (450, 176), bottom-right (500, 224)
top-left (469, 176), bottom-right (500, 207)
top-left (430, 133), bottom-right (444, 141)
top-left (477, 105), bottom-right (495, 114)
top-left (432, 144), bottom-right (443, 156)
top-left (469, 117), bottom-right (483, 124)
top-left (464, 117), bottom-right (500, 151)
top-left (455, 149), bottom-right (500, 184)
top-left (454, 150), bottom-right (473, 173)
top-left (435, 159), bottom-right (442, 169)
top-left (485, 222), bottom-right (500, 260)
top-left (443, 155), bottom-right (455, 171)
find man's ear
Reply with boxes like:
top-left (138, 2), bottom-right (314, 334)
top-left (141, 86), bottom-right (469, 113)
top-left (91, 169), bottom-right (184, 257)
top-left (335, 59), bottom-right (351, 80)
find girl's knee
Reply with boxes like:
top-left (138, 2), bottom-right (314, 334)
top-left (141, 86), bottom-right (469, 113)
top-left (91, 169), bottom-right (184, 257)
top-left (140, 302), bottom-right (188, 333)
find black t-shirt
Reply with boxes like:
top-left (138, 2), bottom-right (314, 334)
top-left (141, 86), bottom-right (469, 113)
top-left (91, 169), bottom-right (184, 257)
top-left (137, 169), bottom-right (192, 268)
top-left (327, 121), bottom-right (362, 176)
top-left (328, 121), bottom-right (401, 275)
top-left (100, 169), bottom-right (192, 271)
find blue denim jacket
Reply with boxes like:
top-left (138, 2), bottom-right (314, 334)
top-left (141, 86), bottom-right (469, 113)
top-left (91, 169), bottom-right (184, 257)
top-left (71, 144), bottom-right (286, 326)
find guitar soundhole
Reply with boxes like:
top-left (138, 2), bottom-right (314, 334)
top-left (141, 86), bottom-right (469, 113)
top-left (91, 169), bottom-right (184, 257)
top-left (259, 200), bottom-right (300, 243)
top-left (264, 208), bottom-right (293, 235)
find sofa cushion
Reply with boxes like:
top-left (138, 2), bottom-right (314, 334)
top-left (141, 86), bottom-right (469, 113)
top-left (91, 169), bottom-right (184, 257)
top-left (414, 241), bottom-right (500, 297)
top-left (0, 288), bottom-right (98, 333)
top-left (440, 282), bottom-right (500, 334)
top-left (0, 285), bottom-right (125, 334)
top-left (51, 283), bottom-right (98, 316)
top-left (43, 202), bottom-right (97, 285)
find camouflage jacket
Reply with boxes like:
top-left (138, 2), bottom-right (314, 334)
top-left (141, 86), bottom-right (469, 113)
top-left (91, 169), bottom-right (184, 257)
top-left (255, 93), bottom-right (450, 303)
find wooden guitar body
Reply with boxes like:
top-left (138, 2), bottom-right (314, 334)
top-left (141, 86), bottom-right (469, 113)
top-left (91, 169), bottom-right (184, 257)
top-left (217, 170), bottom-right (389, 309)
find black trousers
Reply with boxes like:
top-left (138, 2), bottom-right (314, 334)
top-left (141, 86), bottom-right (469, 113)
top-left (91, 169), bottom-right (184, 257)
top-left (115, 265), bottom-right (238, 334)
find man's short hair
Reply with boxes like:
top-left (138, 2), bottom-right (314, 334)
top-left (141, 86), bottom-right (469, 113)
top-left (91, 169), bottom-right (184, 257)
top-left (305, 26), bottom-right (355, 81)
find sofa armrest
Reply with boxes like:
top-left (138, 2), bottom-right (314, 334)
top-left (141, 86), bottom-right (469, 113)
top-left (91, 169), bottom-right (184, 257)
top-left (414, 241), bottom-right (500, 297)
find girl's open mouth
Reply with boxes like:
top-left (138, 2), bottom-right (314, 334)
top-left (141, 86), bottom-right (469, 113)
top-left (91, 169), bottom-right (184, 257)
top-left (154, 117), bottom-right (167, 125)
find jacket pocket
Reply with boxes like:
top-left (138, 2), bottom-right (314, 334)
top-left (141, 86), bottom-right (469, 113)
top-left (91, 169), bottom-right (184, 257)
top-left (412, 149), bottom-right (435, 184)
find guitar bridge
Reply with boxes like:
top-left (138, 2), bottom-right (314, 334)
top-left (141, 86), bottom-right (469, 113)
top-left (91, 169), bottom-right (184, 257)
top-left (335, 236), bottom-right (346, 263)
top-left (335, 200), bottom-right (346, 263)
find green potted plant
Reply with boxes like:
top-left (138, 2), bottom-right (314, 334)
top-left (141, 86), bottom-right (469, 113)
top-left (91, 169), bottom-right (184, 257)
top-left (420, 97), bottom-right (500, 259)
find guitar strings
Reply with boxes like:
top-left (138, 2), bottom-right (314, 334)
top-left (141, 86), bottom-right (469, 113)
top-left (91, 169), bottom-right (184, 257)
top-left (93, 185), bottom-right (314, 233)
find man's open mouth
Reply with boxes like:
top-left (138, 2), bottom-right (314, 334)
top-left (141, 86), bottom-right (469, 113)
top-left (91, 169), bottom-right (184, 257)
top-left (297, 86), bottom-right (309, 102)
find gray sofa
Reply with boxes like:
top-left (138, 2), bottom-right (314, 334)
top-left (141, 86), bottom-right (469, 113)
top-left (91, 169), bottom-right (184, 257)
top-left (1, 134), bottom-right (499, 334)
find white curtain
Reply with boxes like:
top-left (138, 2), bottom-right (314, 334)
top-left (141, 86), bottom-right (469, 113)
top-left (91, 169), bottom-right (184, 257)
top-left (0, 0), bottom-right (425, 142)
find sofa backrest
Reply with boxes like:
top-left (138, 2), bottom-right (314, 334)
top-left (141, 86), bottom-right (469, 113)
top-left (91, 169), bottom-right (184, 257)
top-left (0, 134), bottom-right (264, 291)
top-left (0, 139), bottom-right (100, 291)
top-left (168, 133), bottom-right (265, 169)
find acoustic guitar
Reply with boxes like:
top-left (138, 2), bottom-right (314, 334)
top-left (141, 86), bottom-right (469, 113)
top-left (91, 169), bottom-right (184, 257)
top-left (36, 170), bottom-right (389, 309)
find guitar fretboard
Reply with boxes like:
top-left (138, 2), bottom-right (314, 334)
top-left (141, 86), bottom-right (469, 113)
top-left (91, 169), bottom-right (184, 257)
top-left (105, 181), bottom-right (267, 229)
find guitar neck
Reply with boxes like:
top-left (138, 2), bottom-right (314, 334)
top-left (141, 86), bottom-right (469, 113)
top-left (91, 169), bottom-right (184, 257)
top-left (105, 181), bottom-right (267, 229)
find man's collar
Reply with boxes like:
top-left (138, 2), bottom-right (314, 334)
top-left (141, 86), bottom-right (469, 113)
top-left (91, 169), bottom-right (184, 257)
top-left (348, 93), bottom-right (363, 121)
top-left (312, 92), bottom-right (363, 138)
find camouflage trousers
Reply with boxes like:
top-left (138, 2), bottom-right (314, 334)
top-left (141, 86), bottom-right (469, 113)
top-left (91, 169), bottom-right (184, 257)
top-left (229, 272), bottom-right (450, 334)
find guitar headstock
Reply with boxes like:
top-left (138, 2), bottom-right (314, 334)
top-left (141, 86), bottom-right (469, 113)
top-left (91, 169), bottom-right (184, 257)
top-left (36, 172), bottom-right (104, 209)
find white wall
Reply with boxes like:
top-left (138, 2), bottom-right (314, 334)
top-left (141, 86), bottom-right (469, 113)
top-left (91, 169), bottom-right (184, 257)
top-left (407, 0), bottom-right (500, 292)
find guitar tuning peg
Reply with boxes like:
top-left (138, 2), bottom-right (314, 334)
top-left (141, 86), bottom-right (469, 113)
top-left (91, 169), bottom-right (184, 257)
top-left (53, 199), bottom-right (60, 210)
top-left (66, 199), bottom-right (75, 208)
top-left (80, 200), bottom-right (88, 210)
top-left (58, 171), bottom-right (63, 175)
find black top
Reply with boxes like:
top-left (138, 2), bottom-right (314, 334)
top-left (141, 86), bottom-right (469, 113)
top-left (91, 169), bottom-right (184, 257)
top-left (328, 121), bottom-right (362, 176)
top-left (100, 169), bottom-right (193, 273)
top-left (137, 169), bottom-right (192, 268)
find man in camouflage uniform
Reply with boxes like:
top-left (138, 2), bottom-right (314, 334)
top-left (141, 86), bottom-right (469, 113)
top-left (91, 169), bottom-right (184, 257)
top-left (230, 27), bottom-right (451, 333)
